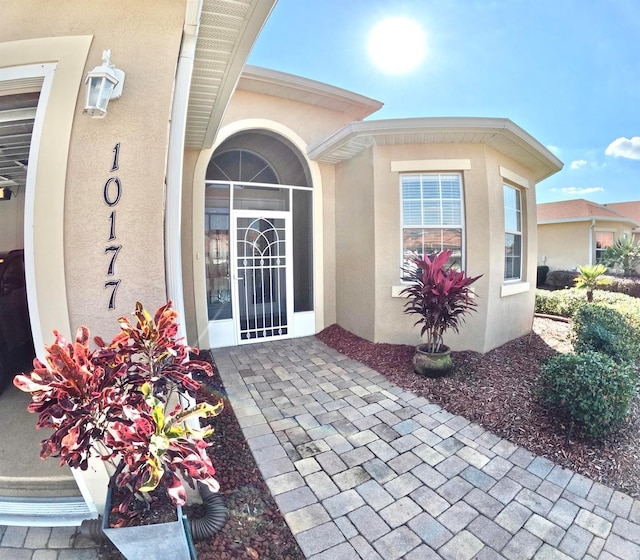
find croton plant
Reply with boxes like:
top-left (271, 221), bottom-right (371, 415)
top-left (14, 302), bottom-right (222, 526)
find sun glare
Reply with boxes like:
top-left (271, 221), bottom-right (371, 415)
top-left (368, 17), bottom-right (426, 74)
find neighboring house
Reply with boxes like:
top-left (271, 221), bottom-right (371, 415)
top-left (537, 199), bottom-right (640, 271)
top-left (605, 201), bottom-right (640, 244)
top-left (0, 1), bottom-right (562, 523)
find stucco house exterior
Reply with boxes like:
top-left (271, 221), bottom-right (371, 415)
top-left (537, 199), bottom-right (640, 271)
top-left (0, 0), bottom-right (562, 524)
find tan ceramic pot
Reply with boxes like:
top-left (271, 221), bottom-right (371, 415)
top-left (412, 344), bottom-right (453, 377)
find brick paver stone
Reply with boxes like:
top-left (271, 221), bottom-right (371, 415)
top-left (575, 509), bottom-right (612, 538)
top-left (285, 503), bottom-right (331, 533)
top-left (495, 501), bottom-right (534, 534)
top-left (467, 515), bottom-right (512, 550)
top-left (410, 485), bottom-right (451, 517)
top-left (355, 479), bottom-right (394, 510)
top-left (547, 498), bottom-right (580, 530)
top-left (438, 501), bottom-right (479, 532)
top-left (603, 533), bottom-right (640, 559)
top-left (438, 530), bottom-right (484, 560)
top-left (407, 513), bottom-right (453, 549)
top-left (347, 505), bottom-right (391, 541)
top-left (306, 470), bottom-right (340, 500)
top-left (501, 528), bottom-right (543, 560)
top-left (523, 514), bottom-right (565, 546)
top-left (333, 466), bottom-right (370, 491)
top-left (296, 521), bottom-right (346, 557)
top-left (372, 526), bottom-right (421, 560)
top-left (379, 496), bottom-right (421, 528)
top-left (558, 524), bottom-right (593, 560)
top-left (323, 490), bottom-right (365, 517)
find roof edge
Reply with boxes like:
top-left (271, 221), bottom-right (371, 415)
top-left (239, 65), bottom-right (384, 120)
top-left (308, 117), bottom-right (563, 180)
top-left (538, 216), bottom-right (640, 226)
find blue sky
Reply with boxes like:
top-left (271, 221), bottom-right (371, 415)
top-left (247, 0), bottom-right (640, 204)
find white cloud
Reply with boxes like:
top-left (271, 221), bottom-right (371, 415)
top-left (550, 187), bottom-right (605, 195)
top-left (546, 145), bottom-right (561, 155)
top-left (605, 136), bottom-right (640, 160)
top-left (570, 159), bottom-right (587, 170)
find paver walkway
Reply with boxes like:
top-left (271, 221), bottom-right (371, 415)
top-left (2, 334), bottom-right (640, 559)
top-left (212, 336), bottom-right (640, 560)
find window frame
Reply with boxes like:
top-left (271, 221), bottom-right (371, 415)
top-left (594, 230), bottom-right (614, 264)
top-left (503, 183), bottom-right (523, 282)
top-left (400, 172), bottom-right (465, 280)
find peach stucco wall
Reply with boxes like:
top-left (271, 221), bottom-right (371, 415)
top-left (538, 220), bottom-right (634, 271)
top-left (334, 143), bottom-right (539, 353)
top-left (2, 1), bottom-right (186, 344)
top-left (538, 222), bottom-right (590, 270)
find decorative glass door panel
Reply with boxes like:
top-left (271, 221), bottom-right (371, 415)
top-left (235, 215), bottom-right (289, 342)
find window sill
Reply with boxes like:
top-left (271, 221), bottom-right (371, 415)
top-left (392, 285), bottom-right (408, 298)
top-left (500, 281), bottom-right (530, 297)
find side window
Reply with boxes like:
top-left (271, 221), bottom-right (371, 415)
top-left (595, 231), bottom-right (614, 263)
top-left (504, 184), bottom-right (523, 281)
top-left (401, 173), bottom-right (464, 277)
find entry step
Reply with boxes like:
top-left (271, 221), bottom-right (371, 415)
top-left (0, 496), bottom-right (95, 526)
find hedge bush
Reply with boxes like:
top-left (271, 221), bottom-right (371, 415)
top-left (540, 351), bottom-right (637, 438)
top-left (572, 304), bottom-right (640, 364)
top-left (544, 269), bottom-right (640, 298)
top-left (598, 275), bottom-right (640, 299)
top-left (535, 288), bottom-right (640, 328)
top-left (545, 269), bottom-right (578, 288)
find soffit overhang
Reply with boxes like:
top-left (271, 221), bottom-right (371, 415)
top-left (238, 65), bottom-right (383, 121)
top-left (308, 117), bottom-right (564, 183)
top-left (185, 0), bottom-right (277, 150)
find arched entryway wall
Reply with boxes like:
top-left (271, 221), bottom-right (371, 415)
top-left (192, 119), bottom-right (325, 348)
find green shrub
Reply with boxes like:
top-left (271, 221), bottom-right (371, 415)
top-left (546, 269), bottom-right (578, 288)
top-left (536, 266), bottom-right (550, 287)
top-left (540, 351), bottom-right (637, 438)
top-left (535, 288), bottom-right (640, 327)
top-left (572, 304), bottom-right (640, 364)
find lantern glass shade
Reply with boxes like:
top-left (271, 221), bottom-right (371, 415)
top-left (84, 71), bottom-right (119, 118)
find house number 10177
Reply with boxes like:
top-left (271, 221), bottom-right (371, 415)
top-left (104, 142), bottom-right (122, 309)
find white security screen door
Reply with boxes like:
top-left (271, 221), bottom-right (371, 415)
top-left (233, 212), bottom-right (291, 343)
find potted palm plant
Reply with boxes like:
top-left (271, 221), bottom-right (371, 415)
top-left (401, 250), bottom-right (481, 377)
top-left (14, 301), bottom-right (222, 560)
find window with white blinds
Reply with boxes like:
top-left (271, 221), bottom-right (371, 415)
top-left (504, 184), bottom-right (523, 281)
top-left (401, 173), bottom-right (464, 275)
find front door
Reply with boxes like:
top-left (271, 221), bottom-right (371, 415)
top-left (233, 212), bottom-right (291, 343)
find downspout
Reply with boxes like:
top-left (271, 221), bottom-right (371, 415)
top-left (166, 2), bottom-right (202, 433)
top-left (165, 0), bottom-right (202, 340)
top-left (588, 219), bottom-right (596, 265)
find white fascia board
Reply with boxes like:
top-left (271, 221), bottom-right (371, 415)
top-left (538, 216), bottom-right (640, 226)
top-left (240, 65), bottom-right (384, 119)
top-left (308, 117), bottom-right (563, 178)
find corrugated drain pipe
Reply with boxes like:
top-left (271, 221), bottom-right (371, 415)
top-left (188, 482), bottom-right (228, 541)
top-left (81, 483), bottom-right (227, 543)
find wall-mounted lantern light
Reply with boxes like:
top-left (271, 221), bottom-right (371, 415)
top-left (84, 49), bottom-right (125, 118)
top-left (0, 186), bottom-right (13, 201)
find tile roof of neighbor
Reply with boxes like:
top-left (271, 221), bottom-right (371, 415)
top-left (605, 200), bottom-right (640, 223)
top-left (537, 198), bottom-right (640, 225)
